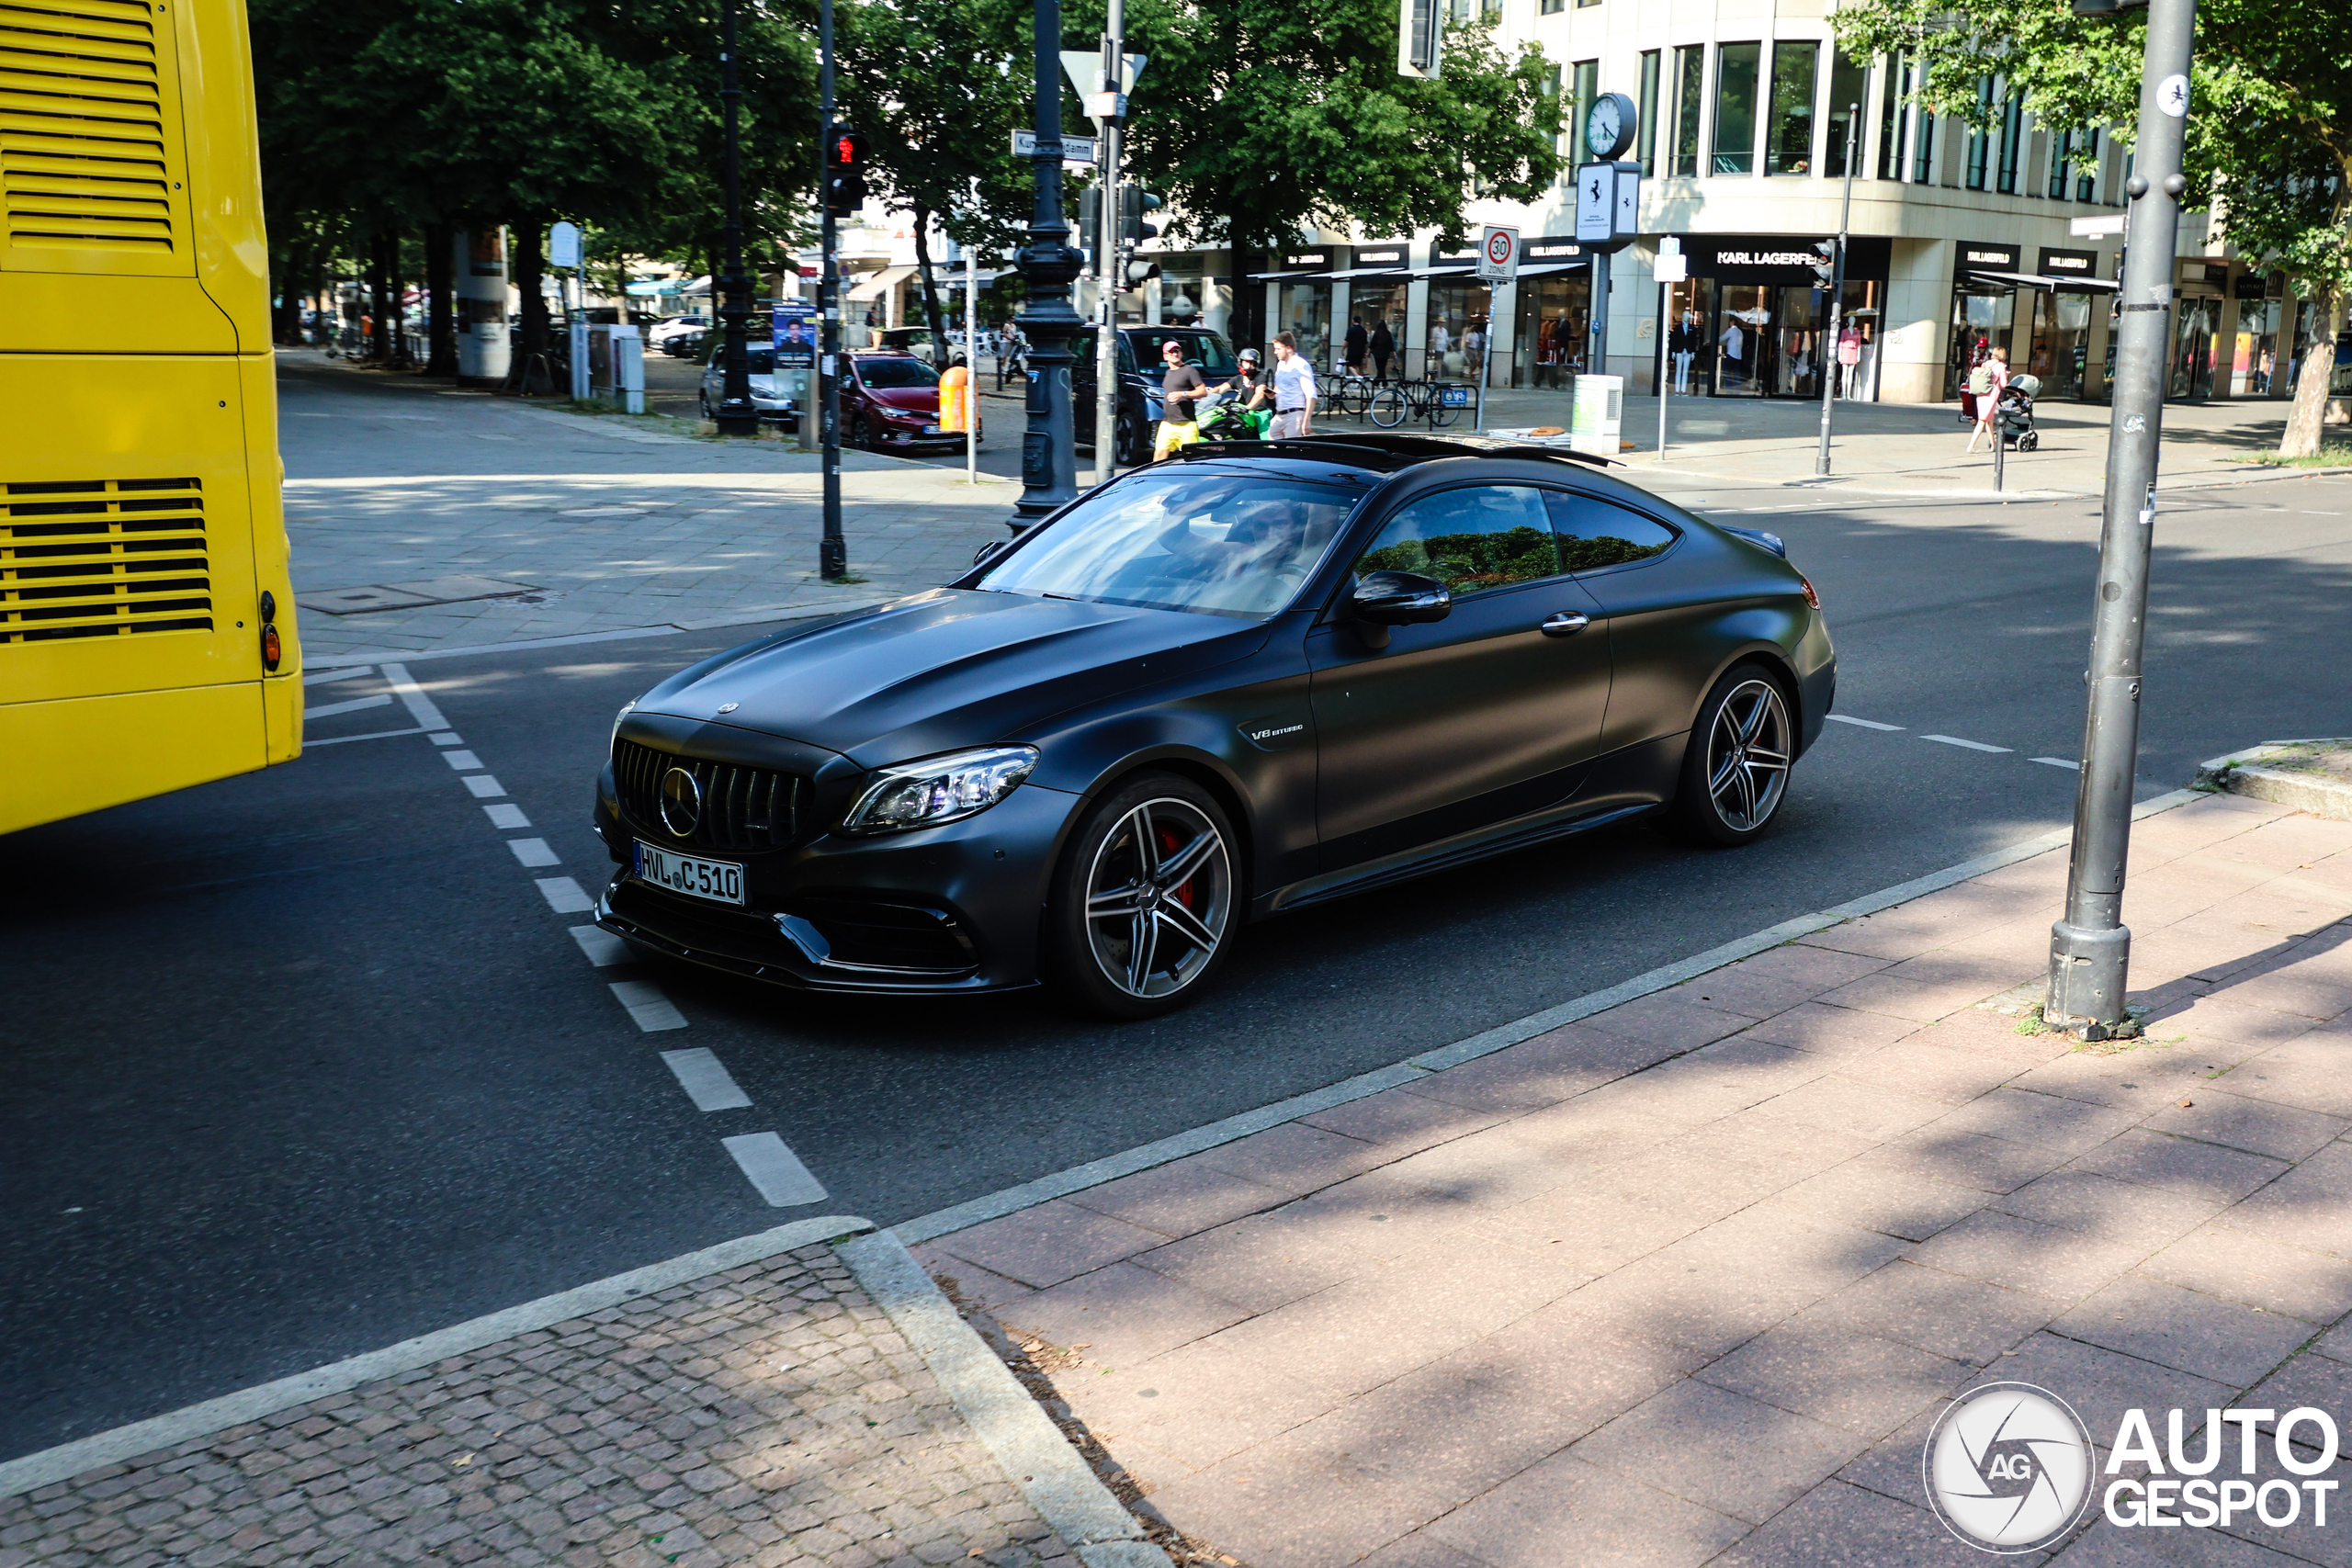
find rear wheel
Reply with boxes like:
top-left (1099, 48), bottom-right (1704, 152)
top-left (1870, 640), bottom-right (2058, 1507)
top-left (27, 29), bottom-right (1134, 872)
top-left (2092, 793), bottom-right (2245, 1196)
top-left (1369, 385), bottom-right (1406, 428)
top-left (1117, 410), bottom-right (1150, 467)
top-left (1669, 665), bottom-right (1795, 846)
top-left (1045, 773), bottom-right (1238, 1018)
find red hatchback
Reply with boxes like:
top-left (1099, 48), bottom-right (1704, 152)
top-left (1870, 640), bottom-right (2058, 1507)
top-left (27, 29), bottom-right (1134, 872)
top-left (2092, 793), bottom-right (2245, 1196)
top-left (845, 351), bottom-right (973, 451)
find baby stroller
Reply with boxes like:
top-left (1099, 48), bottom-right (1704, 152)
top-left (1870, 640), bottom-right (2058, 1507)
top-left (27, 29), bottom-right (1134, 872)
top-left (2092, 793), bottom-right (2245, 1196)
top-left (1195, 400), bottom-right (1262, 442)
top-left (1996, 374), bottom-right (2041, 451)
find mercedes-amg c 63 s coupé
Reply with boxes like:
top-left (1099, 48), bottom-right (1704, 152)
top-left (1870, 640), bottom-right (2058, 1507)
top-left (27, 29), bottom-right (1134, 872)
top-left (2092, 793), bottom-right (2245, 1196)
top-left (593, 434), bottom-right (1835, 1016)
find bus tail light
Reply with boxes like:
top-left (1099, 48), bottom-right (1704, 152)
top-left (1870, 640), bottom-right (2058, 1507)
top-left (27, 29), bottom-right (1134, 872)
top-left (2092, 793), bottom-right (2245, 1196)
top-left (260, 591), bottom-right (282, 671)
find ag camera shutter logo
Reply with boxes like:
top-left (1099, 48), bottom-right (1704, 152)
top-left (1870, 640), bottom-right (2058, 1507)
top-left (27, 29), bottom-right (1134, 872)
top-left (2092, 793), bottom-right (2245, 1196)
top-left (1923, 1383), bottom-right (2096, 1552)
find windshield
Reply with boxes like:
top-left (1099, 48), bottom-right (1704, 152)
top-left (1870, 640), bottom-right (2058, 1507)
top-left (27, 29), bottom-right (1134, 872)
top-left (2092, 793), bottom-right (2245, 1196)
top-left (733, 348), bottom-right (775, 373)
top-left (1125, 331), bottom-right (1238, 376)
top-left (855, 356), bottom-right (939, 388)
top-left (976, 471), bottom-right (1359, 616)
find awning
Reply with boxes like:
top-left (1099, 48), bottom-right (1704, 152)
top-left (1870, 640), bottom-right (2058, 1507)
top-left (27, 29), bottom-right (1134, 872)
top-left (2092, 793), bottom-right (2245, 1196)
top-left (1321, 265), bottom-right (1411, 282)
top-left (681, 275), bottom-right (714, 297)
top-left (847, 264), bottom-right (915, 301)
top-left (1968, 269), bottom-right (2119, 294)
top-left (1509, 261), bottom-right (1588, 278)
top-left (1410, 265), bottom-right (1477, 279)
top-left (1246, 269), bottom-right (1320, 282)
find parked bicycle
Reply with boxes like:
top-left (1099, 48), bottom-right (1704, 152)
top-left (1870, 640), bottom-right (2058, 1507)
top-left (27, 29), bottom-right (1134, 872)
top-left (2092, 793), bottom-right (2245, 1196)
top-left (1325, 368), bottom-right (1376, 419)
top-left (1368, 375), bottom-right (1468, 430)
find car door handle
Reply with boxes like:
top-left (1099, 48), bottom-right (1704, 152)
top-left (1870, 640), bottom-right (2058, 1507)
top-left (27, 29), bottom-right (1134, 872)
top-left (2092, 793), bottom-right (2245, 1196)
top-left (1539, 613), bottom-right (1591, 637)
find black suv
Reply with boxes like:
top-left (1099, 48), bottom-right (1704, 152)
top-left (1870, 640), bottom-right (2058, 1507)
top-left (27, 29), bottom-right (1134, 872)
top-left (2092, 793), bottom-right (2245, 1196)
top-left (1072, 325), bottom-right (1242, 466)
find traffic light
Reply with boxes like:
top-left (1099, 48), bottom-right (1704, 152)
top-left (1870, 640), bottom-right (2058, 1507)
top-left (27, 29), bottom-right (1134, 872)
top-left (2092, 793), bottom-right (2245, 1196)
top-left (1079, 184), bottom-right (1102, 249)
top-left (1809, 240), bottom-right (1837, 281)
top-left (823, 125), bottom-right (867, 216)
top-left (1120, 187), bottom-right (1162, 243)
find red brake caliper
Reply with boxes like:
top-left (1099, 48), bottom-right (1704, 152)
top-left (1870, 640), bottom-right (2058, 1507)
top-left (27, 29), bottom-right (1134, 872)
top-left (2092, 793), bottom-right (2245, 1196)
top-left (1160, 827), bottom-right (1197, 908)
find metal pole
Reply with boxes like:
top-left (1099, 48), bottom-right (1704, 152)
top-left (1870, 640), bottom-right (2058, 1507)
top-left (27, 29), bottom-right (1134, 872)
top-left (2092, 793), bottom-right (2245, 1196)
top-left (967, 228), bottom-right (979, 483)
top-left (1012, 0), bottom-right (1085, 525)
top-left (1657, 276), bottom-right (1668, 457)
top-left (1815, 104), bottom-right (1857, 477)
top-left (715, 0), bottom-right (756, 436)
top-left (1094, 8), bottom-right (1123, 483)
top-left (818, 0), bottom-right (845, 577)
top-left (2044, 0), bottom-right (2197, 1038)
top-left (1590, 251), bottom-right (1610, 383)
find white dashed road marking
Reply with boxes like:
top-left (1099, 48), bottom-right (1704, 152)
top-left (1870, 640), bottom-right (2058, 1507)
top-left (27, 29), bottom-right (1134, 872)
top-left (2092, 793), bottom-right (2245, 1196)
top-left (304, 665), bottom-right (374, 685)
top-left (2032, 756), bottom-right (2082, 770)
top-left (308, 727), bottom-right (431, 748)
top-left (536, 876), bottom-right (593, 913)
top-left (1826, 714), bottom-right (1903, 731)
top-left (379, 662), bottom-right (449, 731)
top-left (1920, 734), bottom-right (2014, 753)
top-left (609, 979), bottom-right (688, 1032)
top-left (303, 694), bottom-right (395, 721)
top-left (570, 925), bottom-right (629, 966)
top-left (461, 774), bottom-right (506, 799)
top-left (441, 750), bottom-right (483, 771)
top-left (429, 732), bottom-right (462, 747)
top-left (721, 1133), bottom-right (829, 1207)
top-left (507, 838), bottom-right (560, 868)
top-left (482, 803), bottom-right (531, 829)
top-left (660, 1048), bottom-right (753, 1111)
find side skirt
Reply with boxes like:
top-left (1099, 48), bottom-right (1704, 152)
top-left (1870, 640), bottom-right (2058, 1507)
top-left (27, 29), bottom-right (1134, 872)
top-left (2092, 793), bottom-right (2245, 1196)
top-left (1260, 799), bottom-right (1662, 916)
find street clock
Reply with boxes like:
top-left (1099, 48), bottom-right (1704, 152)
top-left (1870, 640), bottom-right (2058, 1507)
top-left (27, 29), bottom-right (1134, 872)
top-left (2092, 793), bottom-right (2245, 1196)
top-left (1586, 92), bottom-right (1638, 161)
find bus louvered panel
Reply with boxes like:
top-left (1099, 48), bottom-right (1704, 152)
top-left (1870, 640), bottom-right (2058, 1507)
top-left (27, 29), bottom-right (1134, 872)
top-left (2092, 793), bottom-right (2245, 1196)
top-left (0, 0), bottom-right (172, 254)
top-left (612, 739), bottom-right (806, 854)
top-left (1, 477), bottom-right (208, 640)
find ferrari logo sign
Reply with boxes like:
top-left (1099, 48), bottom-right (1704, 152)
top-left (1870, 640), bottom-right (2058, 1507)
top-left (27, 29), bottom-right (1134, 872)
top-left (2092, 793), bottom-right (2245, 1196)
top-left (1476, 225), bottom-right (1520, 282)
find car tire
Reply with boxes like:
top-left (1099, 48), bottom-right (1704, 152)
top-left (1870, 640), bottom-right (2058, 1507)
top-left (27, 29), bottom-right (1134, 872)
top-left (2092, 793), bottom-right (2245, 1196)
top-left (1044, 773), bottom-right (1240, 1019)
top-left (699, 391), bottom-right (712, 419)
top-left (1668, 663), bottom-right (1796, 848)
top-left (851, 412), bottom-right (875, 451)
top-left (1116, 411), bottom-right (1149, 467)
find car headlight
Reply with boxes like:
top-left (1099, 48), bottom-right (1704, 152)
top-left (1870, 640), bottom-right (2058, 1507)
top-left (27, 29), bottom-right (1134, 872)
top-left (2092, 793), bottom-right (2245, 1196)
top-left (842, 745), bottom-right (1038, 834)
top-left (610, 699), bottom-right (636, 750)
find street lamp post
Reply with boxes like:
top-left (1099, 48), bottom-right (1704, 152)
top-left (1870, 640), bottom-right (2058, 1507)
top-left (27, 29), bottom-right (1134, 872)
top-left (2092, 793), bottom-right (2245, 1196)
top-left (1012, 0), bottom-right (1086, 525)
top-left (818, 0), bottom-right (845, 577)
top-left (2044, 0), bottom-right (2198, 1038)
top-left (1814, 103), bottom-right (1858, 477)
top-left (713, 0), bottom-right (757, 437)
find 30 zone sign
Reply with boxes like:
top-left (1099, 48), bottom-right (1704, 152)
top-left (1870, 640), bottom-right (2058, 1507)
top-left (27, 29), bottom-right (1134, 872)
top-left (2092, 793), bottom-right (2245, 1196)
top-left (1477, 225), bottom-right (1520, 282)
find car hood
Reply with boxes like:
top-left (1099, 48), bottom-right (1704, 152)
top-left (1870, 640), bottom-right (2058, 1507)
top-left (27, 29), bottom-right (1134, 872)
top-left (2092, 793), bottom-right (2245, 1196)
top-left (864, 386), bottom-right (937, 412)
top-left (642, 588), bottom-right (1269, 765)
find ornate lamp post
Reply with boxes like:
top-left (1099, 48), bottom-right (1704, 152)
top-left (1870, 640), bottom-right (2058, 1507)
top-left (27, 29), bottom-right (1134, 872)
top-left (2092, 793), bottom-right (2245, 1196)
top-left (713, 0), bottom-right (758, 436)
top-left (1011, 0), bottom-right (1086, 525)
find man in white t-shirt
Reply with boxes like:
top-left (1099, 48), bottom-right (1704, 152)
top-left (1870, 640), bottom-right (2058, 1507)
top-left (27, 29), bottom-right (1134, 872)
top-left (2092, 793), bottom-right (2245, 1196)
top-left (1268, 331), bottom-right (1318, 439)
top-left (1719, 318), bottom-right (1747, 389)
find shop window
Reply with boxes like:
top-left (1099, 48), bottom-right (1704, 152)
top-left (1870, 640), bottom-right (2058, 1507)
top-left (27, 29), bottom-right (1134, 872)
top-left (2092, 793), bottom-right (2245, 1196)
top-left (2075, 130), bottom-right (2099, 202)
top-left (1766, 40), bottom-right (1817, 175)
top-left (1713, 42), bottom-right (1760, 175)
top-left (1964, 78), bottom-right (1994, 189)
top-left (1637, 50), bottom-right (1661, 175)
top-left (1671, 45), bottom-right (1705, 178)
top-left (1877, 51), bottom-right (1908, 180)
top-left (1913, 106), bottom-right (1936, 183)
top-left (2047, 128), bottom-right (2074, 199)
top-left (1996, 94), bottom-right (2023, 194)
top-left (1824, 51), bottom-right (1869, 177)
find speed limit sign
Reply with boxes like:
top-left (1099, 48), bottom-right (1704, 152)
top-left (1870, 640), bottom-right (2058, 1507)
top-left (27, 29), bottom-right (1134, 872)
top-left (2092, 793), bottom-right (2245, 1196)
top-left (1476, 225), bottom-right (1520, 282)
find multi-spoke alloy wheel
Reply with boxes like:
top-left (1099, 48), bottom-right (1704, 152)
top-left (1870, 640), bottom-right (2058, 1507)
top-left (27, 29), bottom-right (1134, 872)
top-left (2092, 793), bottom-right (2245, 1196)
top-left (1672, 667), bottom-right (1795, 845)
top-left (1047, 775), bottom-right (1239, 1017)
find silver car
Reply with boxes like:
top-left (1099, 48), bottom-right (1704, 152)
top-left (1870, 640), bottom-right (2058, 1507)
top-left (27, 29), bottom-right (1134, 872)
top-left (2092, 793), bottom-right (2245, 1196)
top-left (698, 346), bottom-right (797, 425)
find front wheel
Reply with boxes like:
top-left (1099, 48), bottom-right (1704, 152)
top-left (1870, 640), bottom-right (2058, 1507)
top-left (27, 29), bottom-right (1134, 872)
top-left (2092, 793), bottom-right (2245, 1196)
top-left (1116, 411), bottom-right (1150, 467)
top-left (1369, 385), bottom-right (1406, 428)
top-left (1668, 665), bottom-right (1795, 846)
top-left (1430, 389), bottom-right (1463, 428)
top-left (1044, 773), bottom-right (1239, 1018)
top-left (850, 412), bottom-right (875, 451)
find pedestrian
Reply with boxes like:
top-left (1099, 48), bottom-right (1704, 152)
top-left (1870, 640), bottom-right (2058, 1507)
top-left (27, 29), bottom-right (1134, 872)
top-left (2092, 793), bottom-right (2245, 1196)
top-left (1429, 320), bottom-right (1451, 372)
top-left (1718, 314), bottom-right (1747, 392)
top-left (1963, 346), bottom-right (2008, 454)
top-left (1344, 315), bottom-right (1368, 374)
top-left (1463, 321), bottom-right (1486, 380)
top-left (1368, 317), bottom-right (1394, 382)
top-left (1268, 330), bottom-right (1317, 440)
top-left (1151, 337), bottom-right (1212, 460)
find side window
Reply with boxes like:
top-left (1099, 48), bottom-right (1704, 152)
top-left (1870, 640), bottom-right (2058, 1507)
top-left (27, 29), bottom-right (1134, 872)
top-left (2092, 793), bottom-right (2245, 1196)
top-left (1351, 485), bottom-right (1559, 595)
top-left (1543, 491), bottom-right (1678, 572)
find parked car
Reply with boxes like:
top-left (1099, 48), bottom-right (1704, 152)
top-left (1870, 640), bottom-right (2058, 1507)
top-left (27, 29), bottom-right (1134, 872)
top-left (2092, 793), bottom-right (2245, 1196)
top-left (591, 433), bottom-right (1835, 1016)
top-left (662, 324), bottom-right (710, 358)
top-left (874, 326), bottom-right (939, 365)
top-left (697, 347), bottom-right (797, 425)
top-left (1072, 325), bottom-right (1241, 467)
top-left (648, 314), bottom-right (708, 352)
top-left (842, 351), bottom-right (970, 451)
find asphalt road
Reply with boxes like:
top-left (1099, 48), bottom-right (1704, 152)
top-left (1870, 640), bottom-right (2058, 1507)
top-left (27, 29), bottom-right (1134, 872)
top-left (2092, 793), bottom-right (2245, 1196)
top-left (5, 426), bottom-right (2349, 1461)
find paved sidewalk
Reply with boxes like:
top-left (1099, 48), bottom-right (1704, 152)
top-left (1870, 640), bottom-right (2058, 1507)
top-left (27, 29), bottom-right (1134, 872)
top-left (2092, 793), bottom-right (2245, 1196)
top-left (0, 1245), bottom-right (1081, 1568)
top-left (278, 354), bottom-right (1018, 663)
top-left (917, 792), bottom-right (2352, 1566)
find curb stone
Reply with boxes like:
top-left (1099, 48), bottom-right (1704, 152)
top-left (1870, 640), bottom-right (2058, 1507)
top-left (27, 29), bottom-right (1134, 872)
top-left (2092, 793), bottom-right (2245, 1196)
top-left (839, 1230), bottom-right (1173, 1568)
top-left (2199, 738), bottom-right (2352, 821)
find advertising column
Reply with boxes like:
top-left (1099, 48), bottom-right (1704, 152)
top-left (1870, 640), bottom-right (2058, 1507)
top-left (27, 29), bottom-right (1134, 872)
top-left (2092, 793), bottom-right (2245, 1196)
top-left (454, 228), bottom-right (512, 387)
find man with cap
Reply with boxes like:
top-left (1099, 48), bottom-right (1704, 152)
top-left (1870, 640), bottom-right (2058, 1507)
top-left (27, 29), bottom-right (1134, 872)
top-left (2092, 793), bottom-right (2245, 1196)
top-left (1152, 338), bottom-right (1211, 461)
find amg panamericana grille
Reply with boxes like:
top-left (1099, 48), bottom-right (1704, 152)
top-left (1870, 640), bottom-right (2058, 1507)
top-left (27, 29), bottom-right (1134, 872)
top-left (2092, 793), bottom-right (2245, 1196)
top-left (614, 738), bottom-right (807, 853)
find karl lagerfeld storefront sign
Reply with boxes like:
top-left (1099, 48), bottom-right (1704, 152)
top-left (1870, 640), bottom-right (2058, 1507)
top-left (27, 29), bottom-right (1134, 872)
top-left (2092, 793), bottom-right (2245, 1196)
top-left (1678, 233), bottom-right (1890, 283)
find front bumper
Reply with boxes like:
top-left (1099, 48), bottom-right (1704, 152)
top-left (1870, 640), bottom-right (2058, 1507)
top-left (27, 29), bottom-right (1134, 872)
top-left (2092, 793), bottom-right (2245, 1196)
top-left (593, 767), bottom-right (1073, 994)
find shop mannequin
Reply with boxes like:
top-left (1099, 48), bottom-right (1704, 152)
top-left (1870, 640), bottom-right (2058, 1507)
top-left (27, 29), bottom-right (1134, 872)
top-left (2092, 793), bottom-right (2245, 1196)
top-left (1670, 310), bottom-right (1697, 394)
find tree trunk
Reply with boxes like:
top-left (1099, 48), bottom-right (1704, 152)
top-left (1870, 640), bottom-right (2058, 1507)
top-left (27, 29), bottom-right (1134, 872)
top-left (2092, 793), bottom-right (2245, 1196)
top-left (2280, 289), bottom-right (2340, 457)
top-left (368, 231), bottom-right (393, 360)
top-left (424, 221), bottom-right (458, 376)
top-left (514, 214), bottom-right (549, 391)
top-left (271, 239), bottom-right (302, 344)
top-left (911, 204), bottom-right (951, 361)
top-left (389, 231), bottom-right (412, 368)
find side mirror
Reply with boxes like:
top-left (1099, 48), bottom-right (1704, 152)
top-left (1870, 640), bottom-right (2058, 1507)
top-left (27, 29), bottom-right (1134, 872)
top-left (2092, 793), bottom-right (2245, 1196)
top-left (972, 538), bottom-right (1007, 567)
top-left (1348, 570), bottom-right (1451, 649)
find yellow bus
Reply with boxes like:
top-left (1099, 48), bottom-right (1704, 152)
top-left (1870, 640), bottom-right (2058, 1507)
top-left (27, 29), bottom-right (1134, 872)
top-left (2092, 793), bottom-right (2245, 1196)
top-left (2, 0), bottom-right (300, 836)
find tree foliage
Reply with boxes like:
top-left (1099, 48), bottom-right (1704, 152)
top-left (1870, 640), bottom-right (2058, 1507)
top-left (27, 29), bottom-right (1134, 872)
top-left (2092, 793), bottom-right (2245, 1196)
top-left (1830, 0), bottom-right (2352, 453)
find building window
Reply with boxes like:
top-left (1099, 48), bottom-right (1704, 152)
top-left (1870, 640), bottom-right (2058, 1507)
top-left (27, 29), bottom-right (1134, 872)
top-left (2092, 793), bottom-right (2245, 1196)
top-left (1544, 64), bottom-right (1564, 175)
top-left (1576, 0), bottom-right (1600, 9)
top-left (2048, 127), bottom-right (2073, 199)
top-left (1996, 93), bottom-right (2023, 193)
top-left (1637, 50), bottom-right (1661, 175)
top-left (1540, 0), bottom-right (1562, 13)
top-left (1482, 0), bottom-right (1499, 17)
top-left (1765, 40), bottom-right (1817, 175)
top-left (1913, 100), bottom-right (1936, 182)
top-left (1713, 42), bottom-right (1760, 175)
top-left (1964, 77), bottom-right (1993, 189)
top-left (1572, 59), bottom-right (1598, 164)
top-left (1877, 51), bottom-right (1907, 180)
top-left (1671, 44), bottom-right (1704, 178)
top-left (2076, 130), bottom-right (2098, 202)
top-left (1824, 50), bottom-right (1868, 176)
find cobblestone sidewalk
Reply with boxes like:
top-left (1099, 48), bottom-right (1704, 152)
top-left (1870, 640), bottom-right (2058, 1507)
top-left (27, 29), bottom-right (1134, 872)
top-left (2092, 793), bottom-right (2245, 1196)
top-left (918, 792), bottom-right (2352, 1567)
top-left (0, 1244), bottom-right (1081, 1568)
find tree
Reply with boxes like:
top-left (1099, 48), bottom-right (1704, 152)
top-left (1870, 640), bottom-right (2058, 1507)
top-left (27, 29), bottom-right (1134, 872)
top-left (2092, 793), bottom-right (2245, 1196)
top-left (1830, 0), bottom-right (2352, 457)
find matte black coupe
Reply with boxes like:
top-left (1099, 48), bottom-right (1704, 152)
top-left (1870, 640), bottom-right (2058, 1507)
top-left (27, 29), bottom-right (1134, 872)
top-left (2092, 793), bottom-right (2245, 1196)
top-left (593, 434), bottom-right (1835, 1016)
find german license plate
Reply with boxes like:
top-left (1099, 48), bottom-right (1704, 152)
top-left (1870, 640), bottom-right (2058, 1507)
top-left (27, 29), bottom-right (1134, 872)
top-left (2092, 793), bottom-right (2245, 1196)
top-left (1439, 386), bottom-right (1471, 407)
top-left (634, 841), bottom-right (744, 906)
